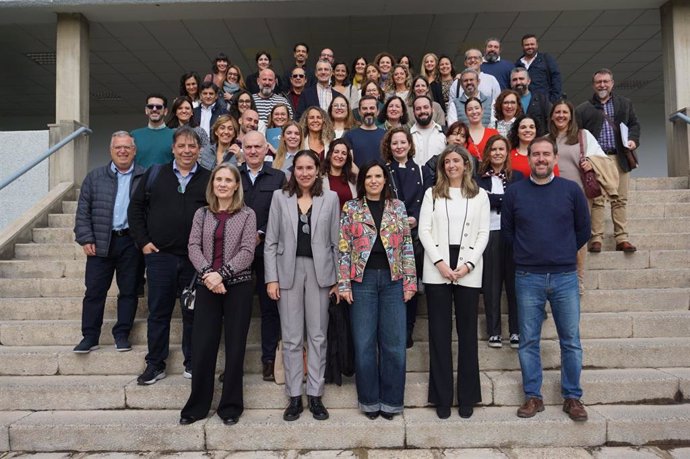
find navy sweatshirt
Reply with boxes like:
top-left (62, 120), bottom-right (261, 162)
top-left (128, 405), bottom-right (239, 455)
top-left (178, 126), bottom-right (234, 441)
top-left (501, 176), bottom-right (590, 273)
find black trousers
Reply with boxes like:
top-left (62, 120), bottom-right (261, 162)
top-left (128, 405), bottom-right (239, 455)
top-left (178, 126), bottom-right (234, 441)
top-left (181, 281), bottom-right (253, 420)
top-left (482, 230), bottom-right (518, 336)
top-left (253, 256), bottom-right (280, 363)
top-left (425, 283), bottom-right (481, 408)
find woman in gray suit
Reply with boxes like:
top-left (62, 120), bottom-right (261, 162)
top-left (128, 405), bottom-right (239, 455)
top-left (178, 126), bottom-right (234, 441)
top-left (264, 150), bottom-right (341, 422)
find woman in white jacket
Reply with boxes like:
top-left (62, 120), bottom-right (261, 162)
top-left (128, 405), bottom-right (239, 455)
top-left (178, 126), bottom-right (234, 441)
top-left (418, 144), bottom-right (490, 420)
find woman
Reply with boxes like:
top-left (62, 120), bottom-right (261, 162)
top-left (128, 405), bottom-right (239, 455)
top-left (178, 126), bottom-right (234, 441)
top-left (229, 90), bottom-right (267, 134)
top-left (465, 97), bottom-right (499, 160)
top-left (365, 64), bottom-right (382, 87)
top-left (199, 114), bottom-right (241, 170)
top-left (267, 103), bottom-right (291, 129)
top-left (476, 135), bottom-right (523, 349)
top-left (203, 52), bottom-right (230, 89)
top-left (375, 52), bottom-right (395, 89)
top-left (420, 53), bottom-right (443, 103)
top-left (165, 96), bottom-right (210, 155)
top-left (418, 144), bottom-right (490, 419)
top-left (273, 121), bottom-right (303, 175)
top-left (179, 71), bottom-right (202, 108)
top-left (338, 159), bottom-right (417, 420)
top-left (332, 62), bottom-right (350, 96)
top-left (321, 138), bottom-right (358, 208)
top-left (398, 55), bottom-right (413, 73)
top-left (382, 128), bottom-right (425, 348)
top-left (180, 163), bottom-right (256, 426)
top-left (377, 96), bottom-right (409, 130)
top-left (548, 99), bottom-right (608, 295)
top-left (437, 55), bottom-right (457, 109)
top-left (328, 95), bottom-right (356, 139)
top-left (423, 121), bottom-right (470, 188)
top-left (221, 65), bottom-right (246, 110)
top-left (346, 57), bottom-right (367, 108)
top-left (264, 150), bottom-right (340, 422)
top-left (493, 89), bottom-right (523, 137)
top-left (245, 51), bottom-right (280, 94)
top-left (300, 106), bottom-right (334, 158)
top-left (386, 64), bottom-right (411, 100)
top-left (509, 114), bottom-right (559, 178)
top-left (406, 76), bottom-right (446, 127)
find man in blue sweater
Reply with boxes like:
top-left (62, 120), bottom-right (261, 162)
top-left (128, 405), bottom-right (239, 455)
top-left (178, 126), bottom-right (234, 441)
top-left (501, 136), bottom-right (591, 422)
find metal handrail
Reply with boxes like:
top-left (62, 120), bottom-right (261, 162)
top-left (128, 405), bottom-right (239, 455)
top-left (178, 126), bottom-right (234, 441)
top-left (0, 125), bottom-right (92, 192)
top-left (669, 108), bottom-right (690, 125)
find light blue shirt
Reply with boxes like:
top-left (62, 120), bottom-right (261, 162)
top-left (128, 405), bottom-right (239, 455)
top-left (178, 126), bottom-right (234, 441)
top-left (520, 92), bottom-right (532, 114)
top-left (110, 162), bottom-right (134, 231)
top-left (173, 161), bottom-right (198, 193)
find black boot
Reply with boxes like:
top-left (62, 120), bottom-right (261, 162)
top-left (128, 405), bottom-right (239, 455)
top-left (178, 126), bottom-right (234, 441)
top-left (283, 396), bottom-right (303, 421)
top-left (308, 395), bottom-right (329, 420)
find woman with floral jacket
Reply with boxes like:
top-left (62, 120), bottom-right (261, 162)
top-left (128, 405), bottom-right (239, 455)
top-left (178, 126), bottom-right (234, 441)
top-left (338, 159), bottom-right (416, 421)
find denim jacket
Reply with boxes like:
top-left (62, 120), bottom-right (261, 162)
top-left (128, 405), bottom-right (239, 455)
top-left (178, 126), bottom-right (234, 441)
top-left (338, 198), bottom-right (417, 293)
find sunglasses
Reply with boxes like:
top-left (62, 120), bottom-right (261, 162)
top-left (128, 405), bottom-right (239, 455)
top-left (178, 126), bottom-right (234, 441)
top-left (146, 104), bottom-right (164, 110)
top-left (299, 213), bottom-right (310, 235)
top-left (291, 74), bottom-right (306, 79)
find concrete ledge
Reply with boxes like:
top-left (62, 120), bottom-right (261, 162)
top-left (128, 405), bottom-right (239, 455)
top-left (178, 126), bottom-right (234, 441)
top-left (594, 404), bottom-right (690, 445)
top-left (0, 411), bottom-right (31, 451)
top-left (0, 182), bottom-right (73, 260)
top-left (404, 406), bottom-right (606, 448)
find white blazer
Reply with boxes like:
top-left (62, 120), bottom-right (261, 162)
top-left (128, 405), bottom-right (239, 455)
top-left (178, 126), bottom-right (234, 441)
top-left (418, 187), bottom-right (490, 288)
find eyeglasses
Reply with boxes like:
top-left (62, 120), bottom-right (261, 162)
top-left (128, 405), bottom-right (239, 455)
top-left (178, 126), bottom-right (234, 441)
top-left (502, 101), bottom-right (517, 105)
top-left (299, 213), bottom-right (310, 235)
top-left (227, 72), bottom-right (239, 78)
top-left (291, 74), bottom-right (305, 79)
top-left (238, 99), bottom-right (251, 105)
top-left (466, 56), bottom-right (481, 61)
top-left (113, 145), bottom-right (134, 151)
top-left (332, 103), bottom-right (347, 109)
top-left (146, 104), bottom-right (164, 110)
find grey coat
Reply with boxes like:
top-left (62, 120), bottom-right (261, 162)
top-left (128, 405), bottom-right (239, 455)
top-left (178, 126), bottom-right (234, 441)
top-left (74, 162), bottom-right (145, 257)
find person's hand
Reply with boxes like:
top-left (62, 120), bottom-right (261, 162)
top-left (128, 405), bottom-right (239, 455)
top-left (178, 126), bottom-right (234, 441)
top-left (142, 242), bottom-right (159, 255)
top-left (340, 290), bottom-right (353, 304)
top-left (82, 243), bottom-right (96, 256)
top-left (436, 261), bottom-right (458, 281)
top-left (403, 290), bottom-right (415, 302)
top-left (223, 92), bottom-right (232, 101)
top-left (202, 271), bottom-right (224, 291)
top-left (627, 140), bottom-right (637, 150)
top-left (580, 159), bottom-right (593, 172)
top-left (453, 264), bottom-right (470, 279)
top-left (211, 283), bottom-right (227, 294)
top-left (408, 216), bottom-right (417, 229)
top-left (329, 285), bottom-right (339, 300)
top-left (267, 282), bottom-right (280, 301)
top-left (256, 233), bottom-right (263, 247)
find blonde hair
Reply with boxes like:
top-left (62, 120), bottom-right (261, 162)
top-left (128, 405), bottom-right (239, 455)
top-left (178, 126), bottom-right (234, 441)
top-left (206, 163), bottom-right (245, 214)
top-left (273, 121), bottom-right (303, 170)
top-left (432, 144), bottom-right (479, 200)
top-left (420, 53), bottom-right (439, 82)
top-left (299, 106), bottom-right (334, 148)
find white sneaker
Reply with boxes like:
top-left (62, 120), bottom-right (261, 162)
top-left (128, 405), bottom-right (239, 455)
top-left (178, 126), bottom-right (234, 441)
top-left (510, 334), bottom-right (520, 349)
top-left (183, 368), bottom-right (192, 379)
top-left (488, 336), bottom-right (502, 348)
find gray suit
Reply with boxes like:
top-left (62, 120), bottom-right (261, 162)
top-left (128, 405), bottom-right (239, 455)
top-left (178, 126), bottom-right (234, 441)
top-left (264, 189), bottom-right (340, 397)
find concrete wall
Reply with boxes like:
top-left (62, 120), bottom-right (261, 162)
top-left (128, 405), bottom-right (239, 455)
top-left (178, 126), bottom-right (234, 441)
top-left (0, 130), bottom-right (50, 231)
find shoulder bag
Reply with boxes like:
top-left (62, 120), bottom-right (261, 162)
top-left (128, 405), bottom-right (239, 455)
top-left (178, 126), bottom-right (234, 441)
top-left (578, 130), bottom-right (603, 199)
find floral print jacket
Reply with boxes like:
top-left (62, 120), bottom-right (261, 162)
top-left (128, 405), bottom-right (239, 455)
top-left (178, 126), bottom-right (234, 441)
top-left (338, 198), bottom-right (417, 293)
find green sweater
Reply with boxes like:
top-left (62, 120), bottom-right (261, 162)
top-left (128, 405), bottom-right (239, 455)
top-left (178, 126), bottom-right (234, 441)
top-left (131, 126), bottom-right (174, 168)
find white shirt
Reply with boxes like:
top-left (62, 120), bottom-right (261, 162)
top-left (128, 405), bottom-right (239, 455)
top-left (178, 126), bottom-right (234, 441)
top-left (199, 103), bottom-right (214, 136)
top-left (489, 176), bottom-right (504, 231)
top-left (410, 122), bottom-right (446, 166)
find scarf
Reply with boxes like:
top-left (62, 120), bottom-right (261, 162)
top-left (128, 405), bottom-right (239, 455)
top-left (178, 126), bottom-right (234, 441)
top-left (223, 81), bottom-right (239, 95)
top-left (483, 167), bottom-right (508, 189)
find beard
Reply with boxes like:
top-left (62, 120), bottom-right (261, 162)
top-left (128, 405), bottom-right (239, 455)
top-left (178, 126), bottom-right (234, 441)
top-left (415, 113), bottom-right (432, 126)
top-left (513, 84), bottom-right (528, 95)
top-left (596, 90), bottom-right (610, 100)
top-left (485, 52), bottom-right (498, 63)
top-left (362, 114), bottom-right (376, 127)
top-left (260, 86), bottom-right (273, 98)
top-left (531, 163), bottom-right (553, 179)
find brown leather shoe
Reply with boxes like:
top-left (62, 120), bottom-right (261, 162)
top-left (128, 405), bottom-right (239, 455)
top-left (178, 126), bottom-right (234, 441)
top-left (588, 241), bottom-right (602, 253)
top-left (262, 361), bottom-right (275, 381)
top-left (563, 398), bottom-right (588, 421)
top-left (517, 397), bottom-right (544, 418)
top-left (615, 241), bottom-right (637, 252)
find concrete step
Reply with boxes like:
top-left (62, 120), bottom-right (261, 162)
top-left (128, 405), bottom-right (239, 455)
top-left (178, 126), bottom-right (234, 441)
top-left (62, 201), bottom-right (77, 214)
top-left (2, 337), bottom-right (690, 377)
top-left (630, 176), bottom-right (688, 190)
top-left (600, 233), bottom-right (690, 251)
top-left (0, 278), bottom-right (117, 298)
top-left (32, 227), bottom-right (74, 244)
top-left (0, 259), bottom-right (85, 279)
top-left (2, 311), bottom-right (689, 347)
top-left (48, 212), bottom-right (75, 228)
top-left (627, 189), bottom-right (690, 203)
top-left (585, 268), bottom-right (690, 290)
top-left (0, 368), bottom-right (684, 412)
top-left (14, 242), bottom-right (81, 260)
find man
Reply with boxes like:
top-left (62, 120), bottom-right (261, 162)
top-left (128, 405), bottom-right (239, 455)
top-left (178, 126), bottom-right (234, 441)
top-left (343, 96), bottom-right (386, 168)
top-left (319, 48), bottom-right (334, 65)
top-left (448, 49), bottom-right (501, 107)
top-left (128, 126), bottom-right (211, 385)
top-left (514, 34), bottom-right (562, 103)
top-left (446, 69), bottom-right (493, 126)
top-left (192, 81), bottom-right (227, 136)
top-left (73, 131), bottom-right (145, 353)
top-left (481, 37), bottom-right (515, 90)
top-left (575, 68), bottom-right (640, 253)
top-left (511, 67), bottom-right (551, 136)
top-left (131, 94), bottom-right (174, 168)
top-left (501, 136), bottom-right (591, 422)
top-left (283, 66), bottom-right (307, 114)
top-left (237, 109), bottom-right (260, 145)
top-left (295, 60), bottom-right (344, 121)
top-left (239, 131), bottom-right (286, 380)
top-left (252, 69), bottom-right (294, 123)
top-left (410, 95), bottom-right (446, 166)
top-left (281, 42), bottom-right (315, 92)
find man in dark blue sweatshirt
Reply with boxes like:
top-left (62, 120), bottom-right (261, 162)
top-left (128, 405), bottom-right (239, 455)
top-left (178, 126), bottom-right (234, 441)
top-left (501, 136), bottom-right (591, 422)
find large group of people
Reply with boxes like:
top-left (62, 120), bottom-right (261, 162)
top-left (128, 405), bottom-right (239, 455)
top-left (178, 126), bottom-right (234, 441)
top-left (72, 34), bottom-right (641, 427)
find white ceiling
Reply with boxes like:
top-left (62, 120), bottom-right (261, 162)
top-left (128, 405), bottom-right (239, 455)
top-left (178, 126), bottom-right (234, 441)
top-left (0, 1), bottom-right (666, 117)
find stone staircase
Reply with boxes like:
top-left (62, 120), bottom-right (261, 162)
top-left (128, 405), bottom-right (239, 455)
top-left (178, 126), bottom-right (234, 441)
top-left (0, 177), bottom-right (689, 454)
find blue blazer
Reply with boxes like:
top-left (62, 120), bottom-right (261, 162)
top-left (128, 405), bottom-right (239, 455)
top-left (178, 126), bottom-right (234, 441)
top-left (295, 86), bottom-right (344, 121)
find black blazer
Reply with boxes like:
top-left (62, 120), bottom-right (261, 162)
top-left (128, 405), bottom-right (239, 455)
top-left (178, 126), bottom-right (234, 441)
top-left (525, 91), bottom-right (552, 137)
top-left (239, 163), bottom-right (286, 254)
top-left (476, 170), bottom-right (525, 213)
top-left (192, 102), bottom-right (227, 132)
top-left (295, 86), bottom-right (344, 121)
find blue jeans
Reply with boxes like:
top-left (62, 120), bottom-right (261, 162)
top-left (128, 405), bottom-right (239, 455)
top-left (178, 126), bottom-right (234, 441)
top-left (516, 270), bottom-right (583, 400)
top-left (144, 251), bottom-right (195, 370)
top-left (350, 269), bottom-right (406, 413)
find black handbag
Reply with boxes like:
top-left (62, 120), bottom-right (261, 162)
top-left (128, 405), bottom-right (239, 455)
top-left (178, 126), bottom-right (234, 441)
top-left (181, 273), bottom-right (198, 312)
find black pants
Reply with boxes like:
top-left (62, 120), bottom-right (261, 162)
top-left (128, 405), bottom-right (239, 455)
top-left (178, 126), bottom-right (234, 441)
top-left (181, 281), bottom-right (253, 420)
top-left (81, 233), bottom-right (141, 341)
top-left (425, 283), bottom-right (481, 408)
top-left (482, 230), bottom-right (518, 336)
top-left (406, 232), bottom-right (424, 336)
top-left (253, 256), bottom-right (280, 363)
